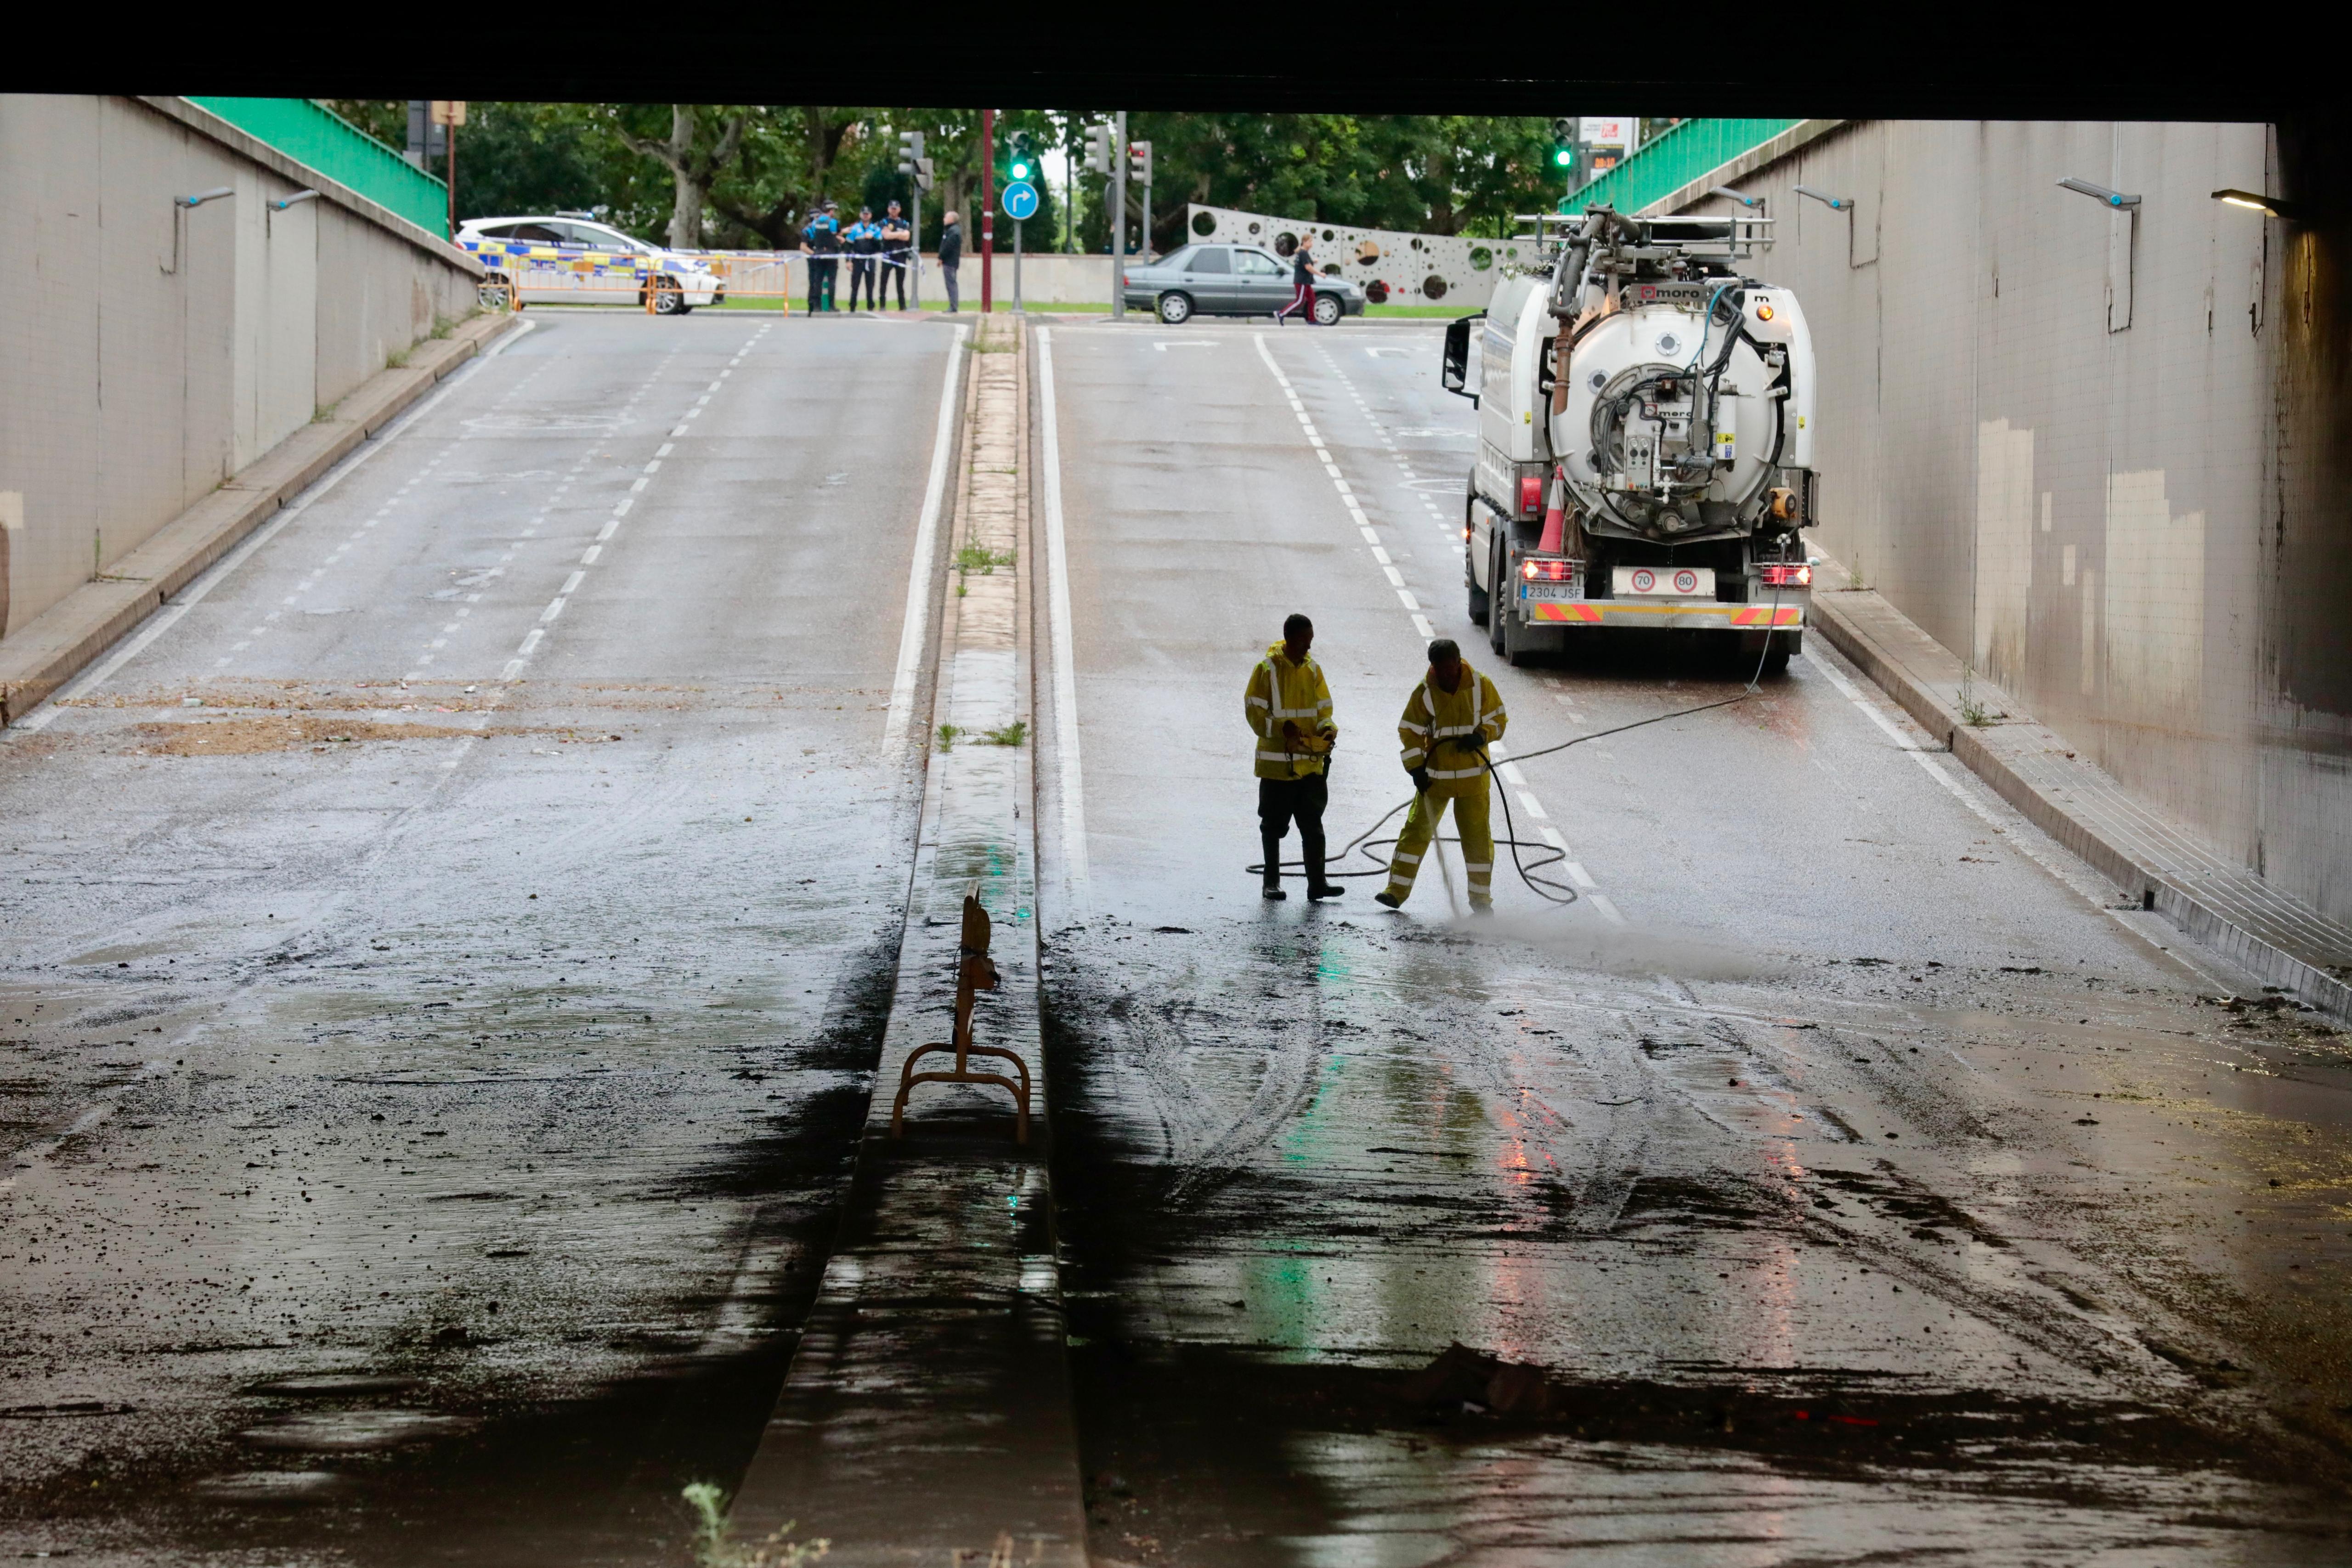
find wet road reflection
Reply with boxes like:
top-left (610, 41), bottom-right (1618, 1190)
top-left (1042, 321), bottom-right (2352, 1563)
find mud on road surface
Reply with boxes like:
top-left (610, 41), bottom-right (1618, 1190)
top-left (1043, 912), bottom-right (2352, 1564)
top-left (1036, 318), bottom-right (2352, 1565)
top-left (0, 310), bottom-right (960, 1565)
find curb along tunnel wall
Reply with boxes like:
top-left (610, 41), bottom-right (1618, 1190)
top-left (1664, 117), bottom-right (2352, 932)
top-left (0, 94), bottom-right (481, 640)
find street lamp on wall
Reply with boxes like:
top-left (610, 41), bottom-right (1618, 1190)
top-left (2058, 178), bottom-right (2139, 333)
top-left (2211, 187), bottom-right (2305, 221)
top-left (163, 187), bottom-right (234, 275)
top-left (2058, 176), bottom-right (2141, 209)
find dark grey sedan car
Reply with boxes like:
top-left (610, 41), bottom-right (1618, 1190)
top-left (1121, 243), bottom-right (1368, 325)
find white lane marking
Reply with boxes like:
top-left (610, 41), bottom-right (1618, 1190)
top-left (882, 324), bottom-right (972, 756)
top-left (596, 519), bottom-right (620, 542)
top-left (540, 598), bottom-right (566, 623)
top-left (6, 320), bottom-right (537, 734)
top-left (560, 571), bottom-right (586, 595)
top-left (630, 476), bottom-right (649, 492)
top-left (1317, 337), bottom-right (1615, 920)
top-left (580, 545), bottom-right (601, 565)
top-left (1153, 341), bottom-right (1217, 351)
top-left (1038, 328), bottom-right (1090, 903)
top-left (1809, 653), bottom-right (1940, 752)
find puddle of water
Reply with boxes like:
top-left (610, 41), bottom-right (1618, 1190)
top-left (244, 1374), bottom-right (420, 1398)
top-left (239, 1410), bottom-right (474, 1450)
top-left (191, 1470), bottom-right (350, 1503)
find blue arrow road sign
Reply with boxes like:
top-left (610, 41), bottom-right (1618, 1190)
top-left (1001, 181), bottom-right (1040, 221)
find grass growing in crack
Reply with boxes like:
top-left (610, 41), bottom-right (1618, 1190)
top-left (955, 541), bottom-right (1016, 576)
top-left (937, 724), bottom-right (961, 751)
top-left (1957, 666), bottom-right (1995, 727)
top-left (982, 719), bottom-right (1027, 747)
top-left (681, 1483), bottom-right (830, 1568)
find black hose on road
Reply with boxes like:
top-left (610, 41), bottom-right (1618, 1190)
top-left (1253, 590), bottom-right (1787, 909)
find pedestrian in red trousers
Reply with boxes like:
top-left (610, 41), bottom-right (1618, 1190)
top-left (1275, 234), bottom-right (1319, 325)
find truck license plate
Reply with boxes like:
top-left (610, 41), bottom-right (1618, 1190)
top-left (1521, 583), bottom-right (1579, 600)
top-left (1614, 566), bottom-right (1715, 597)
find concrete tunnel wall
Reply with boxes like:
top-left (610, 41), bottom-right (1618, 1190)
top-left (1667, 119), bottom-right (2352, 931)
top-left (0, 94), bottom-right (482, 641)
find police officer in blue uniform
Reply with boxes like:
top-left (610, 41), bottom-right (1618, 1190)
top-left (802, 202), bottom-right (842, 312)
top-left (845, 206), bottom-right (881, 311)
top-left (878, 200), bottom-right (913, 311)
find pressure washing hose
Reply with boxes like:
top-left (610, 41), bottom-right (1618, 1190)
top-left (1253, 585), bottom-right (1787, 908)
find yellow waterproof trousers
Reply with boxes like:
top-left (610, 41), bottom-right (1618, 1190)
top-left (1382, 778), bottom-right (1494, 907)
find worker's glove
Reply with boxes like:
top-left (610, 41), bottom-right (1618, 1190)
top-left (1410, 767), bottom-right (1432, 793)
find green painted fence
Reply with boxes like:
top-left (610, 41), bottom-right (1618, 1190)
top-left (185, 98), bottom-right (450, 238)
top-left (1562, 119), bottom-right (1802, 218)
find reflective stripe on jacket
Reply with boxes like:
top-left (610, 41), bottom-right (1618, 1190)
top-left (1246, 643), bottom-right (1337, 780)
top-left (1398, 662), bottom-right (1507, 780)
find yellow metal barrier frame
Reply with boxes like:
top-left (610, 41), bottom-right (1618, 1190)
top-left (463, 239), bottom-right (804, 315)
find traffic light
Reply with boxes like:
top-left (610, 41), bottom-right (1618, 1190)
top-left (1007, 131), bottom-right (1035, 184)
top-left (1549, 118), bottom-right (1577, 172)
top-left (897, 129), bottom-right (933, 192)
top-left (1129, 139), bottom-right (1152, 187)
top-left (1083, 122), bottom-right (1112, 176)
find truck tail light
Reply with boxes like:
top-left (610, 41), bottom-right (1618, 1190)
top-left (1520, 558), bottom-right (1574, 581)
top-left (1518, 475), bottom-right (1544, 515)
top-left (1759, 563), bottom-right (1813, 587)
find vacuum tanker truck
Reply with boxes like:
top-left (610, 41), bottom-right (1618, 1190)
top-left (1441, 207), bottom-right (1819, 670)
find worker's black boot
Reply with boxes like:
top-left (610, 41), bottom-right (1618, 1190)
top-left (1261, 834), bottom-right (1288, 900)
top-left (1305, 841), bottom-right (1343, 900)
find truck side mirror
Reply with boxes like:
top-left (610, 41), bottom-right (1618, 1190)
top-left (1442, 314), bottom-right (1480, 404)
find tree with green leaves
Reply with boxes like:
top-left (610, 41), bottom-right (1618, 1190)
top-left (616, 105), bottom-right (750, 249)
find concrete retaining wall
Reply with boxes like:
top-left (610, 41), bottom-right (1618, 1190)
top-left (0, 95), bottom-right (481, 640)
top-left (1662, 120), bottom-right (2352, 930)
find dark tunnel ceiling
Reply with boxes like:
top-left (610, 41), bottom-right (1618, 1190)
top-left (30, 27), bottom-right (2319, 122)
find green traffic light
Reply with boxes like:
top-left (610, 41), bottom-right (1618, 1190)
top-left (1011, 159), bottom-right (1032, 181)
top-left (1553, 147), bottom-right (1574, 168)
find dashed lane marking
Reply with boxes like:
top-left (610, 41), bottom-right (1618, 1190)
top-left (1263, 335), bottom-right (1620, 921)
top-left (498, 323), bottom-right (774, 689)
top-left (4, 319), bottom-right (539, 734)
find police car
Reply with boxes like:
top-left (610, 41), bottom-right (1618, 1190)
top-left (458, 213), bottom-right (724, 314)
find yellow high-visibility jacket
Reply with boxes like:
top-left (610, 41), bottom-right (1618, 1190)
top-left (1398, 662), bottom-right (1507, 781)
top-left (1245, 643), bottom-right (1337, 780)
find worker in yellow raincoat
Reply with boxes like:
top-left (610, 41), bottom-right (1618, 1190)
top-left (1377, 638), bottom-right (1507, 912)
top-left (1245, 614), bottom-right (1344, 902)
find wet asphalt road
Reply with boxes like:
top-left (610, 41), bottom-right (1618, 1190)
top-left (9, 306), bottom-right (2352, 1568)
top-left (1038, 319), bottom-right (2352, 1562)
top-left (0, 309), bottom-right (955, 1562)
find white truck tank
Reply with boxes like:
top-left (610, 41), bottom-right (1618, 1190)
top-left (1551, 283), bottom-right (1816, 538)
top-left (1442, 209), bottom-right (1821, 671)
